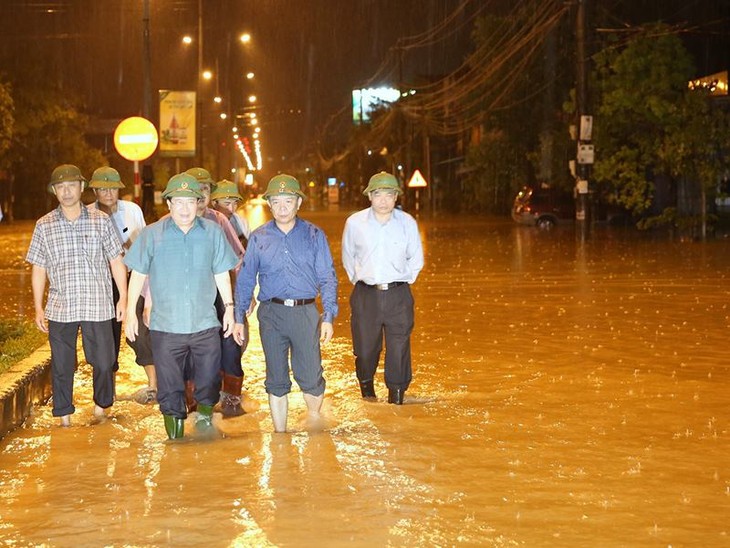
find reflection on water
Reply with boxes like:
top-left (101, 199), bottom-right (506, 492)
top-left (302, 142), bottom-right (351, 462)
top-left (0, 214), bottom-right (729, 545)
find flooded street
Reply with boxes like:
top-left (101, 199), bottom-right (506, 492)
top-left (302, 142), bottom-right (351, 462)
top-left (0, 209), bottom-right (728, 546)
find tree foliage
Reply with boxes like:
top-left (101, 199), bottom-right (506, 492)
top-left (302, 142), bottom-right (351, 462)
top-left (593, 24), bottom-right (730, 225)
top-left (5, 64), bottom-right (105, 218)
top-left (0, 79), bottom-right (13, 169)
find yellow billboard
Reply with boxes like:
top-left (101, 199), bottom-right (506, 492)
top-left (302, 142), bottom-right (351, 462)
top-left (159, 90), bottom-right (196, 157)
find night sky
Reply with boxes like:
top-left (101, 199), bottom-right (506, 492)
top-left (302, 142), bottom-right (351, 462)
top-left (0, 0), bottom-right (728, 178)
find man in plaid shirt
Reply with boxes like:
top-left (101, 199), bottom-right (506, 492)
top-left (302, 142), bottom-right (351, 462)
top-left (26, 164), bottom-right (128, 427)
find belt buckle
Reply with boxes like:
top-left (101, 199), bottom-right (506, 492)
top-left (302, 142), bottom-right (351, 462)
top-left (376, 283), bottom-right (389, 290)
top-left (284, 298), bottom-right (295, 307)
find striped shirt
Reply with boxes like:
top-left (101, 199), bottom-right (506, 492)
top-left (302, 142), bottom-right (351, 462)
top-left (26, 205), bottom-right (124, 322)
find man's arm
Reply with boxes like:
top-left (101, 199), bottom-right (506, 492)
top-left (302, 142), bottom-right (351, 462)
top-left (31, 265), bottom-right (48, 333)
top-left (125, 270), bottom-right (147, 342)
top-left (214, 271), bottom-right (235, 339)
top-left (109, 255), bottom-right (128, 322)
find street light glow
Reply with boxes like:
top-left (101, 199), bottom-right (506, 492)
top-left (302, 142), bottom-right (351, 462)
top-left (240, 33), bottom-right (251, 44)
top-left (202, 70), bottom-right (213, 80)
top-left (248, 95), bottom-right (257, 103)
top-left (246, 72), bottom-right (255, 80)
top-left (182, 35), bottom-right (193, 45)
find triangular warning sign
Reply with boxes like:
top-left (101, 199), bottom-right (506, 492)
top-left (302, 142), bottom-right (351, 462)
top-left (408, 169), bottom-right (427, 188)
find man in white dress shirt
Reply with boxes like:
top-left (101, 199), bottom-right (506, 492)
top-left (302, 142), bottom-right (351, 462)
top-left (342, 172), bottom-right (424, 405)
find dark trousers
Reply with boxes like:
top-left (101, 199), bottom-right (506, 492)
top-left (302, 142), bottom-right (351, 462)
top-left (151, 327), bottom-right (221, 419)
top-left (112, 279), bottom-right (153, 368)
top-left (215, 292), bottom-right (246, 377)
top-left (48, 320), bottom-right (116, 416)
top-left (350, 282), bottom-right (414, 391)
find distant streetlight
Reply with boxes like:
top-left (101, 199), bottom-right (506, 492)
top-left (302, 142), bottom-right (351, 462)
top-left (246, 72), bottom-right (255, 80)
top-left (240, 33), bottom-right (251, 44)
top-left (182, 35), bottom-right (193, 45)
top-left (214, 96), bottom-right (222, 104)
top-left (248, 95), bottom-right (257, 103)
top-left (202, 70), bottom-right (213, 80)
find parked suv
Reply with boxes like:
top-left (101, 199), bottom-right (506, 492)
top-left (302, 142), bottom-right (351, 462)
top-left (511, 186), bottom-right (575, 230)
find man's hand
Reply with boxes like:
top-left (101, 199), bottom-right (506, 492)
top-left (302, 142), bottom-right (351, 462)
top-left (34, 307), bottom-right (48, 333)
top-left (246, 297), bottom-right (257, 317)
top-left (142, 306), bottom-right (151, 328)
top-left (115, 296), bottom-right (127, 322)
top-left (320, 321), bottom-right (334, 345)
top-left (125, 311), bottom-right (139, 342)
top-left (222, 307), bottom-right (235, 338)
top-left (233, 322), bottom-right (247, 346)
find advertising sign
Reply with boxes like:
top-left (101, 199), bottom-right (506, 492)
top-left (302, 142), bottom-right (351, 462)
top-left (159, 90), bottom-right (196, 157)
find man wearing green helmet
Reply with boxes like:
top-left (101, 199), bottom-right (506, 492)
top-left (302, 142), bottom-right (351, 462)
top-left (26, 164), bottom-right (129, 427)
top-left (233, 173), bottom-right (338, 433)
top-left (87, 166), bottom-right (156, 405)
top-left (124, 173), bottom-right (239, 440)
top-left (342, 171), bottom-right (424, 405)
top-left (184, 167), bottom-right (248, 417)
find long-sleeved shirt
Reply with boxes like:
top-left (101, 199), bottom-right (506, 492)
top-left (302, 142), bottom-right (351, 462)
top-left (124, 216), bottom-right (238, 334)
top-left (342, 207), bottom-right (424, 285)
top-left (234, 217), bottom-right (338, 324)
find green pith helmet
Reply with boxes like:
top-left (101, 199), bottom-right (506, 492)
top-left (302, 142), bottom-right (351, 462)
top-left (48, 164), bottom-right (87, 193)
top-left (210, 179), bottom-right (244, 201)
top-left (89, 166), bottom-right (125, 189)
top-left (362, 171), bottom-right (402, 195)
top-left (263, 174), bottom-right (306, 200)
top-left (161, 173), bottom-right (203, 199)
top-left (185, 167), bottom-right (215, 184)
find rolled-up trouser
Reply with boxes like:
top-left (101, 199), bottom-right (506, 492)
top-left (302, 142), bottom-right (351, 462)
top-left (48, 320), bottom-right (115, 416)
top-left (126, 294), bottom-right (154, 366)
top-left (151, 327), bottom-right (221, 419)
top-left (258, 300), bottom-right (325, 398)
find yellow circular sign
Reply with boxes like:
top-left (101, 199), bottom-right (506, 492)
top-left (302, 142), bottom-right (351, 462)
top-left (113, 116), bottom-right (159, 161)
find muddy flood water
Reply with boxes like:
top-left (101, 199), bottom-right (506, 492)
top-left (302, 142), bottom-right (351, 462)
top-left (0, 207), bottom-right (728, 546)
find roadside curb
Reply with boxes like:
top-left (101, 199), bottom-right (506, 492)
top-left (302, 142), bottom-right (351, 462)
top-left (0, 343), bottom-right (52, 440)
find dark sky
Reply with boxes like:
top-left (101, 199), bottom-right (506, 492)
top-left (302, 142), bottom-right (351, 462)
top-left (0, 0), bottom-right (477, 177)
top-left (0, 0), bottom-right (728, 178)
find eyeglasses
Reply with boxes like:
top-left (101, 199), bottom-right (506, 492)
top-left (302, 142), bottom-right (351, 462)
top-left (170, 198), bottom-right (199, 208)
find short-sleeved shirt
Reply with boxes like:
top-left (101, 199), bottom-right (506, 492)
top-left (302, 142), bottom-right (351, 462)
top-left (124, 216), bottom-right (238, 334)
top-left (88, 199), bottom-right (146, 248)
top-left (25, 205), bottom-right (124, 322)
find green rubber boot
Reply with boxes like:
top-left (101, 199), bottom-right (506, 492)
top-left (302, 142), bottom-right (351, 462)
top-left (163, 415), bottom-right (184, 439)
top-left (196, 404), bottom-right (214, 432)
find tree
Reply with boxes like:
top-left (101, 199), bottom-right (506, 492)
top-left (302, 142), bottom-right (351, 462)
top-left (4, 63), bottom-right (105, 219)
top-left (593, 23), bottom-right (730, 235)
top-left (0, 79), bottom-right (13, 164)
top-left (0, 79), bottom-right (14, 221)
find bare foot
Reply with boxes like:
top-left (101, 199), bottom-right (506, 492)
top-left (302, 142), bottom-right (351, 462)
top-left (59, 415), bottom-right (71, 427)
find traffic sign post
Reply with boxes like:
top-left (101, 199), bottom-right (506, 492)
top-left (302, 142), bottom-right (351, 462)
top-left (113, 117), bottom-right (159, 202)
top-left (407, 169), bottom-right (428, 214)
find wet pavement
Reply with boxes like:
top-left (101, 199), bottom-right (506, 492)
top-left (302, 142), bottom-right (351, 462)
top-left (0, 208), bottom-right (728, 546)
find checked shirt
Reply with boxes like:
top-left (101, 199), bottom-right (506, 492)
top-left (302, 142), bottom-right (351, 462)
top-left (26, 205), bottom-right (124, 323)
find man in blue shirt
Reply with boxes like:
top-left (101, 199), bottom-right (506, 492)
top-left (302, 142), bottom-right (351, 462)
top-left (124, 173), bottom-right (239, 439)
top-left (233, 174), bottom-right (338, 433)
top-left (342, 172), bottom-right (424, 405)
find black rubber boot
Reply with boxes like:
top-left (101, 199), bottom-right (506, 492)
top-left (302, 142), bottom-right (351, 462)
top-left (163, 415), bottom-right (184, 439)
top-left (387, 388), bottom-right (404, 405)
top-left (359, 379), bottom-right (377, 400)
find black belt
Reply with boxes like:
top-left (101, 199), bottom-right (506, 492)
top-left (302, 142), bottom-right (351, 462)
top-left (357, 281), bottom-right (407, 291)
top-left (269, 297), bottom-right (315, 307)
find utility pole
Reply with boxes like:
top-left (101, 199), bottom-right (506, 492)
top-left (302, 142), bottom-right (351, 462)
top-left (141, 0), bottom-right (155, 217)
top-left (575, 0), bottom-right (591, 238)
